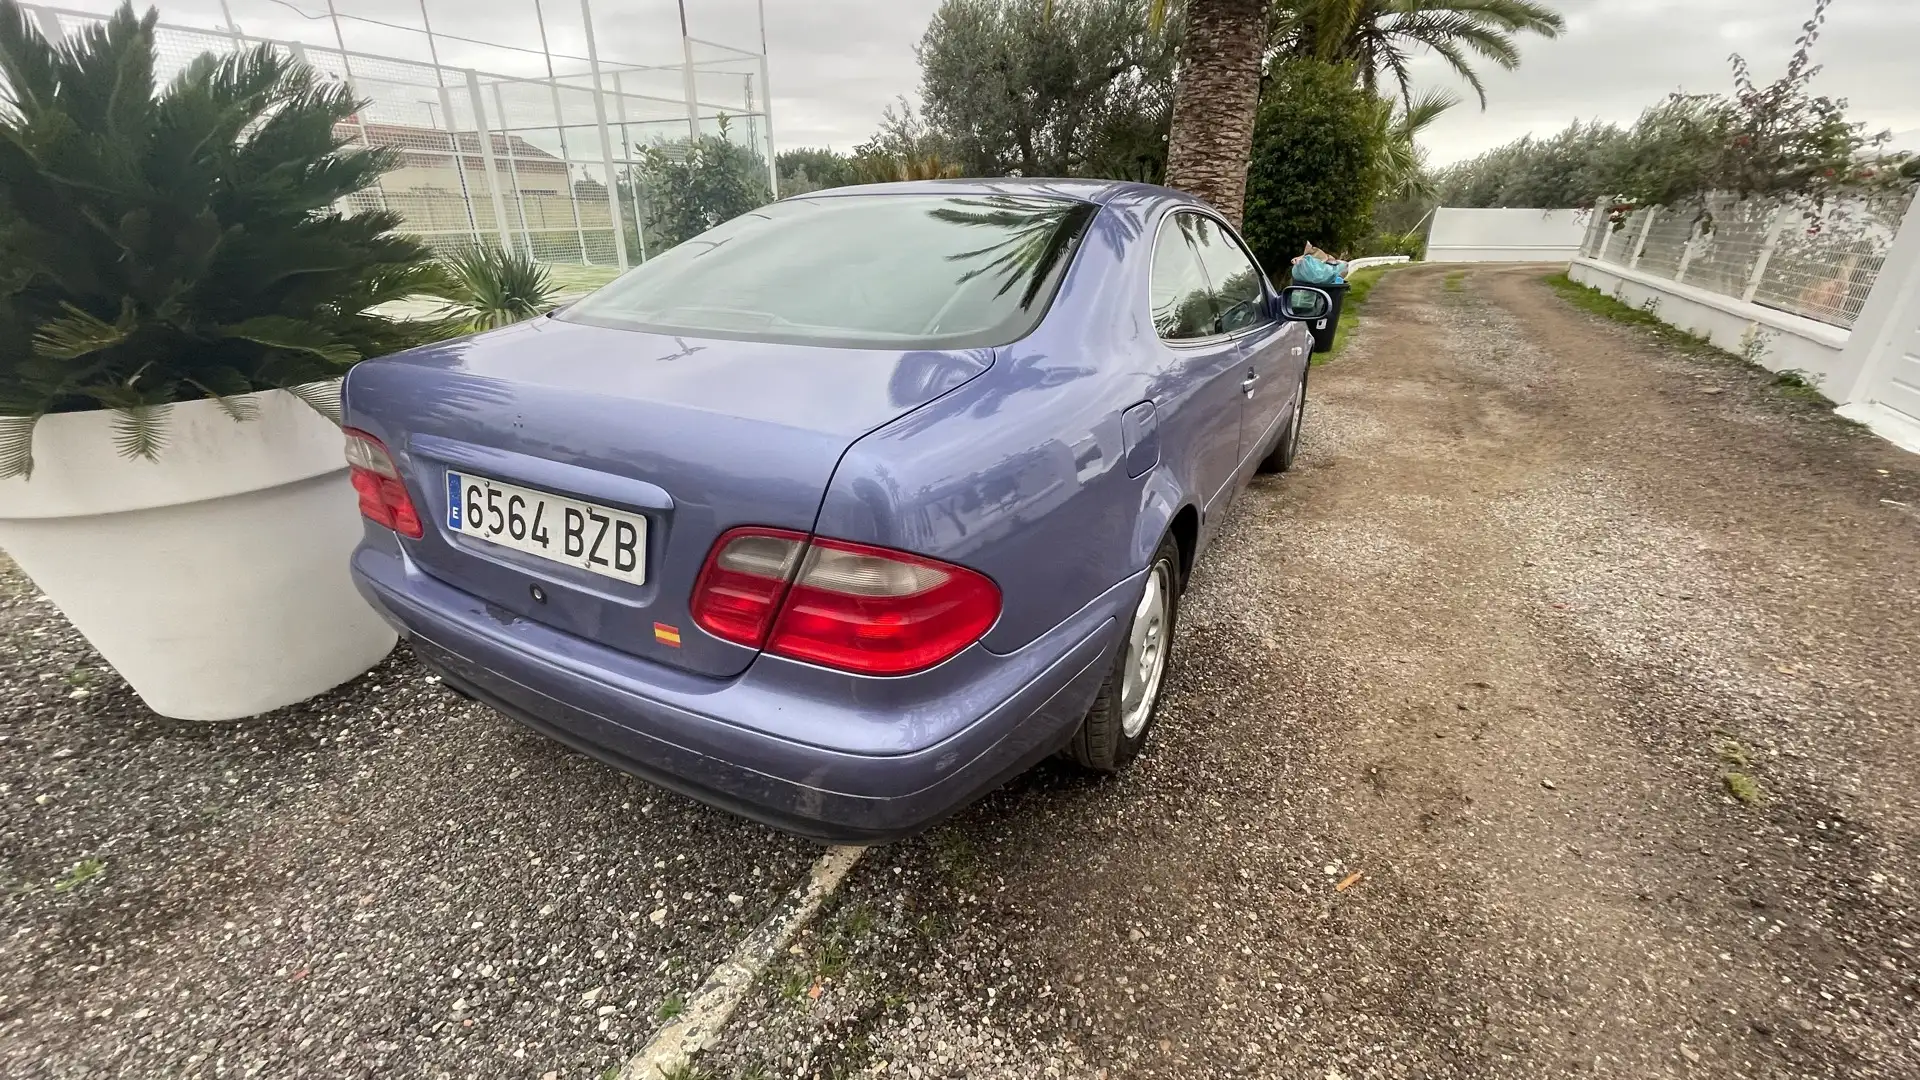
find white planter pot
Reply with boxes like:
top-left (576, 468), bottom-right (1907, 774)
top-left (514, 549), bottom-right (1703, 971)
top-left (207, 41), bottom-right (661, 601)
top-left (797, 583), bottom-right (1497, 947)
top-left (0, 388), bottom-right (396, 720)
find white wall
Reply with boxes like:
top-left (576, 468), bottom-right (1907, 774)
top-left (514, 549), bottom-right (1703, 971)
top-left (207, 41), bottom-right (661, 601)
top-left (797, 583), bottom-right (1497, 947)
top-left (1429, 207), bottom-right (1588, 263)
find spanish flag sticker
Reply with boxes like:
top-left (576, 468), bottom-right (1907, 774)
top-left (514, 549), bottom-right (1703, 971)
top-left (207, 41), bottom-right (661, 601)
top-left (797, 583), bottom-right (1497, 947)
top-left (653, 622), bottom-right (682, 647)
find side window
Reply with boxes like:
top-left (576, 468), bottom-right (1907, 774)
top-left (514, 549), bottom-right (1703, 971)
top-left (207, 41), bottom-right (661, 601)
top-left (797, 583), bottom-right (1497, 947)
top-left (1188, 216), bottom-right (1271, 334)
top-left (1149, 214), bottom-right (1220, 340)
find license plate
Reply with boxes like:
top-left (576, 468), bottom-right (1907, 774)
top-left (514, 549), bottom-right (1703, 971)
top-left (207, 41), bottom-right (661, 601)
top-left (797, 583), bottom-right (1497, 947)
top-left (445, 471), bottom-right (647, 585)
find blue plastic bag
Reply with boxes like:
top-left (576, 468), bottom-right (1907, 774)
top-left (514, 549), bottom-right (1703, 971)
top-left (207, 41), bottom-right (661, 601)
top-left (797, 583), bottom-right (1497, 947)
top-left (1292, 254), bottom-right (1345, 285)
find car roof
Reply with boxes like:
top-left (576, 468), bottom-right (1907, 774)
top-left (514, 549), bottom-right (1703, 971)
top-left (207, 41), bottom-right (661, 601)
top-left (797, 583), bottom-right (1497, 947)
top-left (785, 176), bottom-right (1203, 209)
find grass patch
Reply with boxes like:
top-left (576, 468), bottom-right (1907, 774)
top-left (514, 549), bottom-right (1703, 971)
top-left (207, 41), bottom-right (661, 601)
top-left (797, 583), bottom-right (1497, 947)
top-left (656, 991), bottom-right (686, 1022)
top-left (1443, 270), bottom-right (1466, 292)
top-left (931, 829), bottom-right (980, 888)
top-left (1716, 738), bottom-right (1752, 769)
top-left (1723, 772), bottom-right (1764, 805)
top-left (542, 262), bottom-right (622, 296)
top-left (1542, 273), bottom-right (1720, 356)
top-left (54, 858), bottom-right (105, 893)
top-left (1320, 264), bottom-right (1396, 362)
top-left (1771, 368), bottom-right (1827, 402)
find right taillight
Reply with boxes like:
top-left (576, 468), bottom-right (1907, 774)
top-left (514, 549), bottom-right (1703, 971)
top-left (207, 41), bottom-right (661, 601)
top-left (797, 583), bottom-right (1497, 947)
top-left (689, 528), bottom-right (1001, 675)
top-left (343, 428), bottom-right (423, 539)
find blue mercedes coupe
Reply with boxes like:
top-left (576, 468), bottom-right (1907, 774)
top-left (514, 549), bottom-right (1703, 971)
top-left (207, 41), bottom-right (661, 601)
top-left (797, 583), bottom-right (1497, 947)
top-left (343, 179), bottom-right (1332, 841)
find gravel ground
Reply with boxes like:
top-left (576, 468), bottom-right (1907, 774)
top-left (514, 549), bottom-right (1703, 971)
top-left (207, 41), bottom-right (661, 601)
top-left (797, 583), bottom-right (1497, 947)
top-left (692, 264), bottom-right (1920, 1079)
top-left (5, 265), bottom-right (1917, 1080)
top-left (0, 581), bottom-right (820, 1078)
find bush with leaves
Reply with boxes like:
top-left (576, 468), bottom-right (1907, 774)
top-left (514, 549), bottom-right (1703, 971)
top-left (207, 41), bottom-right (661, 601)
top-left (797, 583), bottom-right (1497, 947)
top-left (1240, 59), bottom-right (1386, 278)
top-left (630, 128), bottom-right (773, 252)
top-left (919, 0), bottom-right (1179, 181)
top-left (435, 246), bottom-right (559, 332)
top-left (1437, 0), bottom-right (1914, 215)
top-left (776, 147), bottom-right (859, 197)
top-left (0, 2), bottom-right (444, 477)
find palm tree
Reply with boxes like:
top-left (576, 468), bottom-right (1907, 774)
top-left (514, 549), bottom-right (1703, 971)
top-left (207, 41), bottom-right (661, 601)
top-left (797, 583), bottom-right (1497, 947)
top-left (1043, 0), bottom-right (1269, 225)
top-left (1046, 0), bottom-right (1559, 223)
top-left (1162, 0), bottom-right (1272, 226)
top-left (1375, 87), bottom-right (1458, 200)
top-left (1272, 0), bottom-right (1565, 108)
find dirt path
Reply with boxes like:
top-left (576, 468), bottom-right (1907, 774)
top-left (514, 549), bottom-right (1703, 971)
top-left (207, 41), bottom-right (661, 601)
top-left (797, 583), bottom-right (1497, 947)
top-left (701, 265), bottom-right (1920, 1079)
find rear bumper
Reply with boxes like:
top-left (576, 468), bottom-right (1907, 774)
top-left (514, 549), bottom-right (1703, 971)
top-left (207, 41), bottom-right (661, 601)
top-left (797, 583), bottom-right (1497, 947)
top-left (351, 545), bottom-right (1129, 843)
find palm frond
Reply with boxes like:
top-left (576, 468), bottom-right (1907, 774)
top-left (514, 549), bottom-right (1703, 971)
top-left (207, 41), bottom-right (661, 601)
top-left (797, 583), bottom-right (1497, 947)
top-left (31, 300), bottom-right (135, 360)
top-left (218, 317), bottom-right (360, 367)
top-left (1424, 36), bottom-right (1493, 107)
top-left (109, 403), bottom-right (169, 462)
top-left (0, 0), bottom-right (61, 118)
top-left (184, 366), bottom-right (260, 422)
top-left (284, 380), bottom-right (342, 425)
top-left (0, 413), bottom-right (40, 479)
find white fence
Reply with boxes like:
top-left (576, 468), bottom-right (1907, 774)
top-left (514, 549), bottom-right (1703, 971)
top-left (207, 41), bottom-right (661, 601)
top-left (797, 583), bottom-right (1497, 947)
top-left (1569, 187), bottom-right (1920, 454)
top-left (1427, 207), bottom-right (1589, 263)
top-left (1578, 190), bottom-right (1914, 330)
top-left (18, 1), bottom-right (777, 271)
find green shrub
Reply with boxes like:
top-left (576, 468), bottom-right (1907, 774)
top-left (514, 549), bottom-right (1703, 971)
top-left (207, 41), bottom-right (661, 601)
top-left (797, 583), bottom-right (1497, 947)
top-left (1241, 59), bottom-right (1386, 281)
top-left (437, 246), bottom-right (559, 332)
top-left (0, 2), bottom-right (445, 476)
top-left (629, 128), bottom-right (773, 254)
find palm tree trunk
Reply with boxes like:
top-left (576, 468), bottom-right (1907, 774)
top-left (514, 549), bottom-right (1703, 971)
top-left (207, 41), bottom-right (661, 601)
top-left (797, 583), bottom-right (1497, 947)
top-left (1163, 0), bottom-right (1270, 226)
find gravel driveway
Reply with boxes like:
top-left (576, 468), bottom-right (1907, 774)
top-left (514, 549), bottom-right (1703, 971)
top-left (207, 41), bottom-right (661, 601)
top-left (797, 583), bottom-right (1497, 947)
top-left (0, 593), bottom-right (818, 1077)
top-left (691, 265), bottom-right (1920, 1079)
top-left (5, 264), bottom-right (1917, 1079)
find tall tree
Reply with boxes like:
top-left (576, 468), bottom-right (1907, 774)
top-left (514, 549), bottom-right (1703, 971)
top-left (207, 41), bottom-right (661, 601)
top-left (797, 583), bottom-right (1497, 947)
top-left (1162, 0), bottom-right (1270, 224)
top-left (1270, 0), bottom-right (1564, 107)
top-left (1241, 59), bottom-right (1386, 272)
top-left (920, 0), bottom-right (1177, 180)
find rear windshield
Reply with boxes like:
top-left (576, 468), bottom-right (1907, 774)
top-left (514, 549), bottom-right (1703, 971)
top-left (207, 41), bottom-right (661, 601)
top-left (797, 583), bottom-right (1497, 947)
top-left (559, 193), bottom-right (1098, 349)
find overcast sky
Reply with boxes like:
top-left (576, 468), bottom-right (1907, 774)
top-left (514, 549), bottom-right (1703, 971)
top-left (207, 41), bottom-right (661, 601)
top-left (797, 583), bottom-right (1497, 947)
top-left (62, 0), bottom-right (1920, 163)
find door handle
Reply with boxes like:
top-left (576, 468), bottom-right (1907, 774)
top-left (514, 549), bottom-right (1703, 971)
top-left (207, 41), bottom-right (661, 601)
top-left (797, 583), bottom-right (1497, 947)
top-left (1241, 372), bottom-right (1258, 396)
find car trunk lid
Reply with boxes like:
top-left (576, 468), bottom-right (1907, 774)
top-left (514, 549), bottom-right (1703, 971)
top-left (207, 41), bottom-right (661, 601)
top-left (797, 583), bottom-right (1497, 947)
top-left (343, 316), bottom-right (992, 678)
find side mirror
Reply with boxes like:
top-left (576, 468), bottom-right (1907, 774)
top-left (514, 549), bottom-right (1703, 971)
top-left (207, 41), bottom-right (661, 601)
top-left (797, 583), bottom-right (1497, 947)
top-left (1277, 285), bottom-right (1332, 322)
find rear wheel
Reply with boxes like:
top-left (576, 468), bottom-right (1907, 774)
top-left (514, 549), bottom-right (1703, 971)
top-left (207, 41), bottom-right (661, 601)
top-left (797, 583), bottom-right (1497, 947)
top-left (1068, 534), bottom-right (1181, 772)
top-left (1257, 368), bottom-right (1309, 474)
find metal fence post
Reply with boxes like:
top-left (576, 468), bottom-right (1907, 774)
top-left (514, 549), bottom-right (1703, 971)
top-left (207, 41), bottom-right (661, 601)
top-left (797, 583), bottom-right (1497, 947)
top-left (757, 0), bottom-right (778, 196)
top-left (579, 0), bottom-right (632, 271)
top-left (1629, 208), bottom-right (1657, 269)
top-left (1675, 216), bottom-right (1704, 283)
top-left (532, 0), bottom-right (592, 263)
top-left (492, 82), bottom-right (536, 257)
top-left (677, 1), bottom-right (702, 142)
top-left (611, 72), bottom-right (648, 263)
top-left (466, 69), bottom-right (518, 254)
top-left (435, 85), bottom-right (483, 247)
top-left (1742, 205), bottom-right (1792, 303)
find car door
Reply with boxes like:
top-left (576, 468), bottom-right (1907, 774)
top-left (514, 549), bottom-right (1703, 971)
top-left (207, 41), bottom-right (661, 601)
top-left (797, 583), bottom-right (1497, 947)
top-left (1147, 211), bottom-right (1245, 520)
top-left (1185, 215), bottom-right (1309, 477)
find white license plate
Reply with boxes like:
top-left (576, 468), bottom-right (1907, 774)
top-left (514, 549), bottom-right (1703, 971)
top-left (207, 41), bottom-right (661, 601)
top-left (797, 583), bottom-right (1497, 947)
top-left (445, 471), bottom-right (647, 585)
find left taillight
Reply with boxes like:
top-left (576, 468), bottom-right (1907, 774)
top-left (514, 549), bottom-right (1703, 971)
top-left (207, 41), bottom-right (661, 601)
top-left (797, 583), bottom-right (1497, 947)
top-left (343, 428), bottom-right (423, 539)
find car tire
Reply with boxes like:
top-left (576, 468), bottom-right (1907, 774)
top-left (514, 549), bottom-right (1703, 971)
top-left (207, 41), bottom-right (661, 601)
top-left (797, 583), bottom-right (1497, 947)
top-left (1067, 533), bottom-right (1182, 773)
top-left (1257, 367), bottom-right (1309, 474)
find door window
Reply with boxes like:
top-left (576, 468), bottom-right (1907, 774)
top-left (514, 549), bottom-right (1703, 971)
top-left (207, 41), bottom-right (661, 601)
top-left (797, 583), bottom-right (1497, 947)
top-left (1187, 216), bottom-right (1271, 334)
top-left (1149, 214), bottom-right (1221, 340)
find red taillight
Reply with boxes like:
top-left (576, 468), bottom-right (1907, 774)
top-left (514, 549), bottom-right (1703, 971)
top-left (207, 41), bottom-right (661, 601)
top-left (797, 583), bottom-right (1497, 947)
top-left (688, 527), bottom-right (809, 648)
top-left (343, 428), bottom-right (423, 539)
top-left (689, 528), bottom-right (1001, 675)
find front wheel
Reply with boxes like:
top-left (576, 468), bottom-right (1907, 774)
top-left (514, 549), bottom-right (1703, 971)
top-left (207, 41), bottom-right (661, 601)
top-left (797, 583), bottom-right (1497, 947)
top-left (1067, 534), bottom-right (1181, 772)
top-left (1257, 367), bottom-right (1309, 474)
